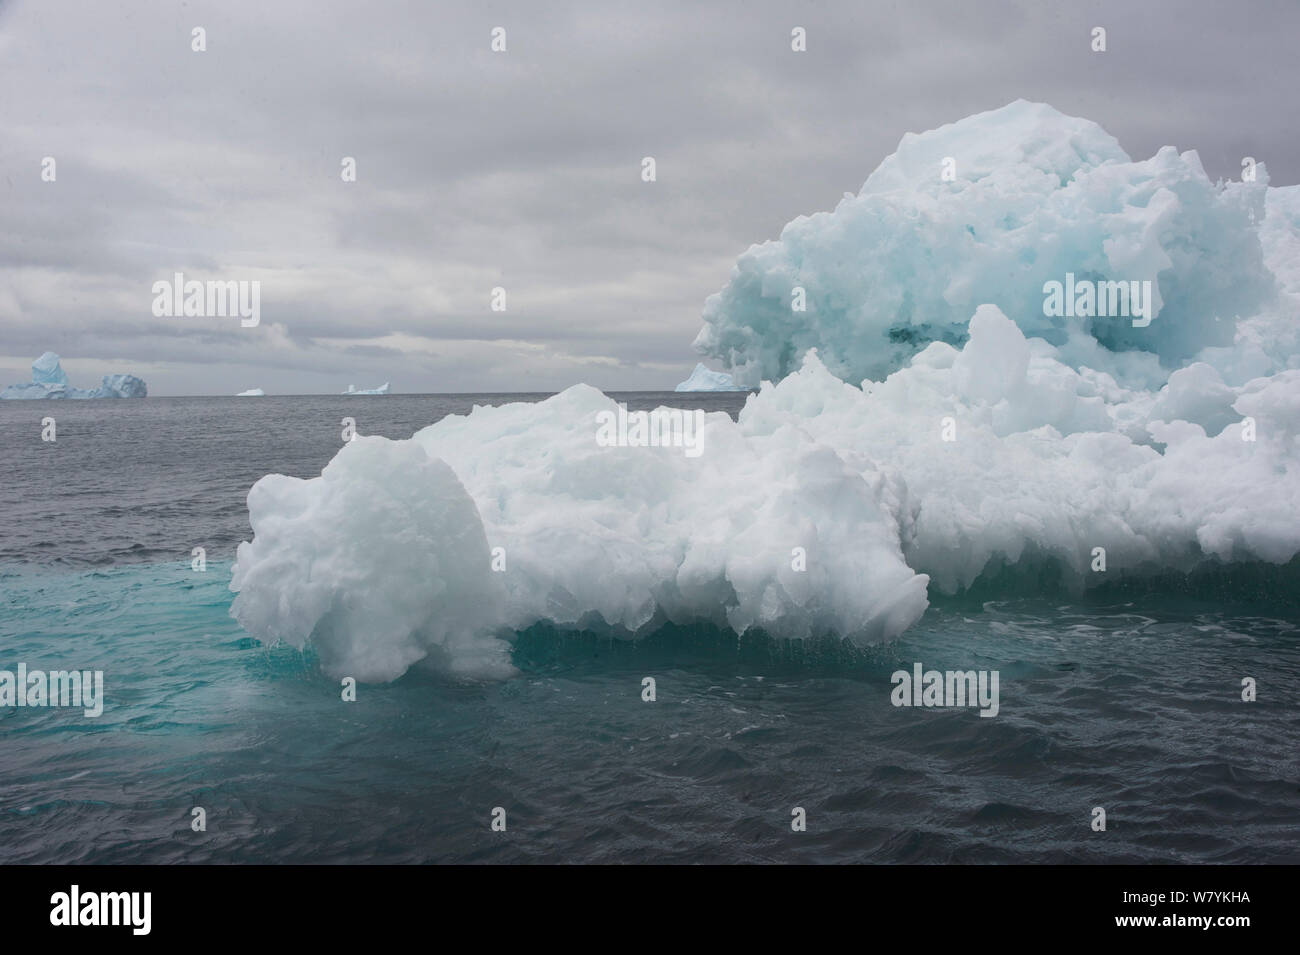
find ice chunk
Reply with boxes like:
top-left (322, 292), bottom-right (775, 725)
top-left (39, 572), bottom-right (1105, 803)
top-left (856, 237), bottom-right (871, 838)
top-left (408, 385), bottom-right (927, 646)
top-left (343, 382), bottom-right (390, 395)
top-left (692, 100), bottom-right (1273, 386)
top-left (91, 374), bottom-right (147, 399)
top-left (231, 384), bottom-right (930, 681)
top-left (236, 388), bottom-right (265, 396)
top-left (1262, 184), bottom-right (1300, 295)
top-left (230, 436), bottom-right (514, 682)
top-left (675, 363), bottom-right (744, 392)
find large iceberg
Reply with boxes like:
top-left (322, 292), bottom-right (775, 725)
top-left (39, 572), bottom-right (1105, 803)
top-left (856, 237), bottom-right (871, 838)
top-left (343, 382), bottom-right (390, 395)
top-left (674, 363), bottom-right (744, 392)
top-left (1, 352), bottom-right (147, 399)
top-left (230, 102), bottom-right (1300, 683)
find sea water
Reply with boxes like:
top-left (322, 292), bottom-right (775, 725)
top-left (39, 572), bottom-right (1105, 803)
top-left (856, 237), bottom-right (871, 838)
top-left (1, 396), bottom-right (1296, 863)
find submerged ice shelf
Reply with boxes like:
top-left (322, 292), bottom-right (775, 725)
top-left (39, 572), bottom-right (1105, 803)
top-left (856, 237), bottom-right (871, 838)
top-left (231, 101), bottom-right (1300, 682)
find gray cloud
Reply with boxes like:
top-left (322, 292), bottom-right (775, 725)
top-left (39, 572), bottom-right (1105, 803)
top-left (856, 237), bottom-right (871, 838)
top-left (1, 0), bottom-right (1296, 394)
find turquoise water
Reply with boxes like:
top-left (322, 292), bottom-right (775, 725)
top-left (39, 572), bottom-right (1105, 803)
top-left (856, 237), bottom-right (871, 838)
top-left (3, 558), bottom-right (1297, 863)
top-left (1, 396), bottom-right (1298, 863)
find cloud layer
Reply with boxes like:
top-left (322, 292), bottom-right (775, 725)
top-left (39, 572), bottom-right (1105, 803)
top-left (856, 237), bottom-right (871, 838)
top-left (2, 0), bottom-right (1296, 394)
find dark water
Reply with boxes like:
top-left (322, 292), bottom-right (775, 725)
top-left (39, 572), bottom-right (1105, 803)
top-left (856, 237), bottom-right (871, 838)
top-left (0, 393), bottom-right (747, 568)
top-left (1, 395), bottom-right (1297, 863)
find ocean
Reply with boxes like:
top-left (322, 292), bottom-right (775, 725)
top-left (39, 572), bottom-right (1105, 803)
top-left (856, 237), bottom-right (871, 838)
top-left (1, 394), bottom-right (1297, 864)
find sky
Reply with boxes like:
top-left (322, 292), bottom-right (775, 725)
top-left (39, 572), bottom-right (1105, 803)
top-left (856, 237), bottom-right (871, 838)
top-left (2, 0), bottom-right (1297, 395)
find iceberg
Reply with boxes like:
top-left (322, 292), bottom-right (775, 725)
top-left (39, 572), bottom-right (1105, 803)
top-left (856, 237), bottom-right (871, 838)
top-left (230, 102), bottom-right (1300, 684)
top-left (343, 382), bottom-right (390, 395)
top-left (95, 374), bottom-right (148, 398)
top-left (674, 363), bottom-right (744, 392)
top-left (236, 388), bottom-right (265, 396)
top-left (1, 353), bottom-right (147, 399)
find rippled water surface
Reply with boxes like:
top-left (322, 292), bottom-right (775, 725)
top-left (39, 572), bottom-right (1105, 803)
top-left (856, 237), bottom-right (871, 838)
top-left (1, 396), bottom-right (1297, 863)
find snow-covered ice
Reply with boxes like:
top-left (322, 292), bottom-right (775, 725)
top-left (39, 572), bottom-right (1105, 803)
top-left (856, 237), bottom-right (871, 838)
top-left (343, 382), bottom-right (390, 395)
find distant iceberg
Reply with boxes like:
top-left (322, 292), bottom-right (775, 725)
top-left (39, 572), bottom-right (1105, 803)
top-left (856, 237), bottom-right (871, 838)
top-left (236, 388), bottom-right (265, 397)
top-left (95, 374), bottom-right (147, 398)
top-left (674, 363), bottom-right (744, 392)
top-left (0, 352), bottom-right (147, 399)
top-left (343, 382), bottom-right (390, 395)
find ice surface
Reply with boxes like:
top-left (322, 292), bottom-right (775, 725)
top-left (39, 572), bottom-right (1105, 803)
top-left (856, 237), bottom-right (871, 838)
top-left (0, 382), bottom-right (67, 399)
top-left (0, 353), bottom-right (147, 399)
top-left (675, 363), bottom-right (743, 391)
top-left (232, 304), bottom-right (1300, 681)
top-left (230, 437), bottom-right (515, 682)
top-left (343, 382), bottom-right (390, 395)
top-left (692, 100), bottom-right (1275, 387)
top-left (236, 388), bottom-right (265, 396)
top-left (232, 383), bottom-right (930, 680)
top-left (231, 102), bottom-right (1300, 683)
top-left (739, 313), bottom-right (1300, 593)
top-left (232, 306), bottom-right (1300, 682)
top-left (94, 374), bottom-right (148, 398)
top-left (230, 312), bottom-right (1300, 682)
top-left (31, 352), bottom-right (68, 386)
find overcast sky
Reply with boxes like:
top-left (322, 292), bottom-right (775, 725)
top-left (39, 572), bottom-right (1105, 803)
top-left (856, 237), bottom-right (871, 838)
top-left (1, 0), bottom-right (1296, 395)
